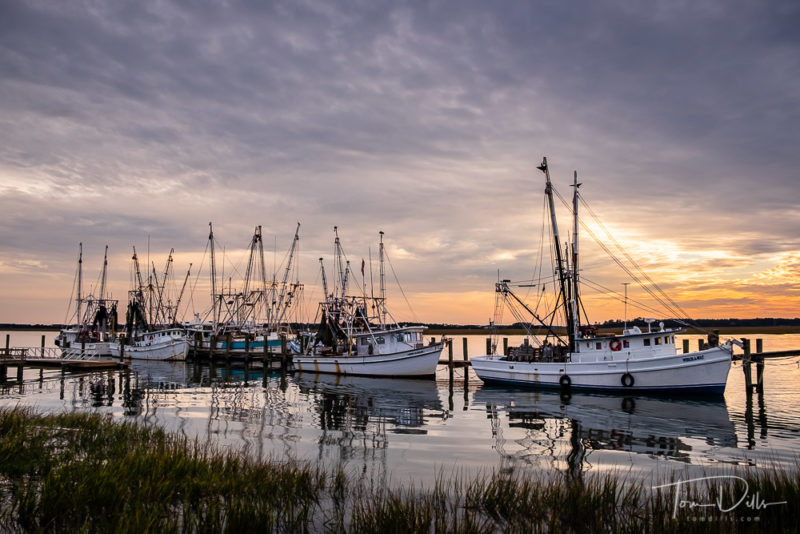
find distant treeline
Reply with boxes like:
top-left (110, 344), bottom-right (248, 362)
top-left (3, 317), bottom-right (800, 331)
top-left (416, 317), bottom-right (800, 330)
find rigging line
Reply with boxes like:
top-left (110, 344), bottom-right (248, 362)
top-left (382, 248), bottom-right (419, 324)
top-left (64, 258), bottom-right (80, 325)
top-left (188, 238), bottom-right (210, 319)
top-left (577, 191), bottom-right (692, 320)
top-left (552, 186), bottom-right (686, 320)
top-left (579, 276), bottom-right (686, 322)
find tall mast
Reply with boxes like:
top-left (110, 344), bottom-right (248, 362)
top-left (538, 157), bottom-right (574, 349)
top-left (99, 245), bottom-right (108, 303)
top-left (333, 226), bottom-right (344, 299)
top-left (257, 226), bottom-right (268, 325)
top-left (209, 222), bottom-right (218, 329)
top-left (174, 263), bottom-right (192, 325)
top-left (379, 231), bottom-right (386, 325)
top-left (571, 170), bottom-right (581, 340)
top-left (76, 243), bottom-right (83, 326)
top-left (132, 247), bottom-right (145, 298)
top-left (154, 249), bottom-right (173, 325)
top-left (341, 261), bottom-right (350, 300)
top-left (273, 222), bottom-right (300, 329)
top-left (319, 258), bottom-right (328, 299)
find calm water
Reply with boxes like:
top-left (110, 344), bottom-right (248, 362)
top-left (2, 330), bottom-right (799, 487)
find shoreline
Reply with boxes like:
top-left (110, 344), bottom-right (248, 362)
top-left (428, 325), bottom-right (800, 336)
top-left (3, 325), bottom-right (800, 335)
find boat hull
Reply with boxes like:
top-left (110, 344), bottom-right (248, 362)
top-left (293, 343), bottom-right (444, 378)
top-left (471, 346), bottom-right (732, 395)
top-left (110, 336), bottom-right (189, 361)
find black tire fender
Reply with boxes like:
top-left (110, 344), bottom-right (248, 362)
top-left (621, 373), bottom-right (635, 387)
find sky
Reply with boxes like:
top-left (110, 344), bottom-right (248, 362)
top-left (1, 0), bottom-right (799, 326)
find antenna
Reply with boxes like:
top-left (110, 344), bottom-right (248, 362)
top-left (623, 282), bottom-right (630, 331)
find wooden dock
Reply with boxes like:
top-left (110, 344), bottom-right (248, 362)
top-left (1, 345), bottom-right (127, 381)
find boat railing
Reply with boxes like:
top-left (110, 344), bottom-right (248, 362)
top-left (505, 344), bottom-right (569, 363)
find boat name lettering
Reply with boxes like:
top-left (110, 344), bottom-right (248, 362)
top-left (683, 354), bottom-right (705, 362)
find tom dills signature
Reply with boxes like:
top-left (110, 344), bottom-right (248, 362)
top-left (652, 476), bottom-right (787, 518)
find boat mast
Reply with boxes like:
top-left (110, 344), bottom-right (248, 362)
top-left (571, 170), bottom-right (581, 341)
top-left (257, 226), bottom-right (268, 326)
top-left (333, 226), bottom-right (344, 299)
top-left (538, 157), bottom-right (574, 350)
top-left (76, 243), bottom-right (83, 327)
top-left (209, 222), bottom-right (218, 330)
top-left (319, 258), bottom-right (329, 299)
top-left (379, 231), bottom-right (386, 326)
top-left (273, 222), bottom-right (300, 329)
top-left (174, 263), bottom-right (192, 325)
top-left (99, 245), bottom-right (108, 304)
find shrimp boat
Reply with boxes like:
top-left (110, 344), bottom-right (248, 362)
top-left (470, 158), bottom-right (733, 395)
top-left (293, 229), bottom-right (445, 377)
top-left (55, 244), bottom-right (119, 358)
top-left (109, 247), bottom-right (190, 361)
top-left (186, 223), bottom-right (301, 357)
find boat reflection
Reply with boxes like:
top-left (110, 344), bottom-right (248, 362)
top-left (294, 372), bottom-right (443, 431)
top-left (473, 387), bottom-right (737, 473)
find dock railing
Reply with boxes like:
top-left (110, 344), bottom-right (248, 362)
top-left (0, 346), bottom-right (63, 360)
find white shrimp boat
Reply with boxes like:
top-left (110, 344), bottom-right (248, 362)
top-left (293, 229), bottom-right (445, 377)
top-left (471, 158), bottom-right (733, 395)
top-left (110, 327), bottom-right (188, 361)
top-left (113, 247), bottom-right (191, 361)
top-left (55, 244), bottom-right (119, 358)
top-left (294, 325), bottom-right (443, 377)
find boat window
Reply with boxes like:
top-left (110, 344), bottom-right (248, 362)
top-left (361, 338), bottom-right (369, 345)
top-left (643, 338), bottom-right (651, 346)
top-left (655, 337), bottom-right (662, 345)
top-left (664, 336), bottom-right (669, 344)
top-left (623, 340), bottom-right (630, 348)
top-left (595, 342), bottom-right (602, 350)
top-left (397, 334), bottom-right (404, 342)
top-left (586, 342), bottom-right (590, 349)
top-left (376, 336), bottom-right (385, 344)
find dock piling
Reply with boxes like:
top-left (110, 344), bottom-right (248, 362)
top-left (448, 339), bottom-right (453, 367)
top-left (463, 337), bottom-right (469, 363)
top-left (742, 338), bottom-right (753, 395)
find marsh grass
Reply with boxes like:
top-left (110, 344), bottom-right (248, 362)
top-left (1, 408), bottom-right (796, 533)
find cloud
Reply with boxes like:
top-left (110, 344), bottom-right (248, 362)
top-left (0, 0), bottom-right (798, 323)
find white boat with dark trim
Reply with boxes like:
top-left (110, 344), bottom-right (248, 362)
top-left (294, 324), bottom-right (443, 377)
top-left (470, 157), bottom-right (733, 395)
top-left (293, 229), bottom-right (445, 377)
top-left (110, 247), bottom-right (190, 361)
top-left (111, 326), bottom-right (188, 361)
top-left (55, 243), bottom-right (119, 358)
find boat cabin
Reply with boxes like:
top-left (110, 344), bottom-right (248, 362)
top-left (505, 326), bottom-right (681, 363)
top-left (349, 326), bottom-right (427, 356)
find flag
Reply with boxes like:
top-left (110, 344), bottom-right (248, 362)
top-left (361, 258), bottom-right (365, 276)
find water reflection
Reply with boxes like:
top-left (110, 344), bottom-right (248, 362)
top-left (473, 388), bottom-right (738, 475)
top-left (1, 358), bottom-right (796, 484)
